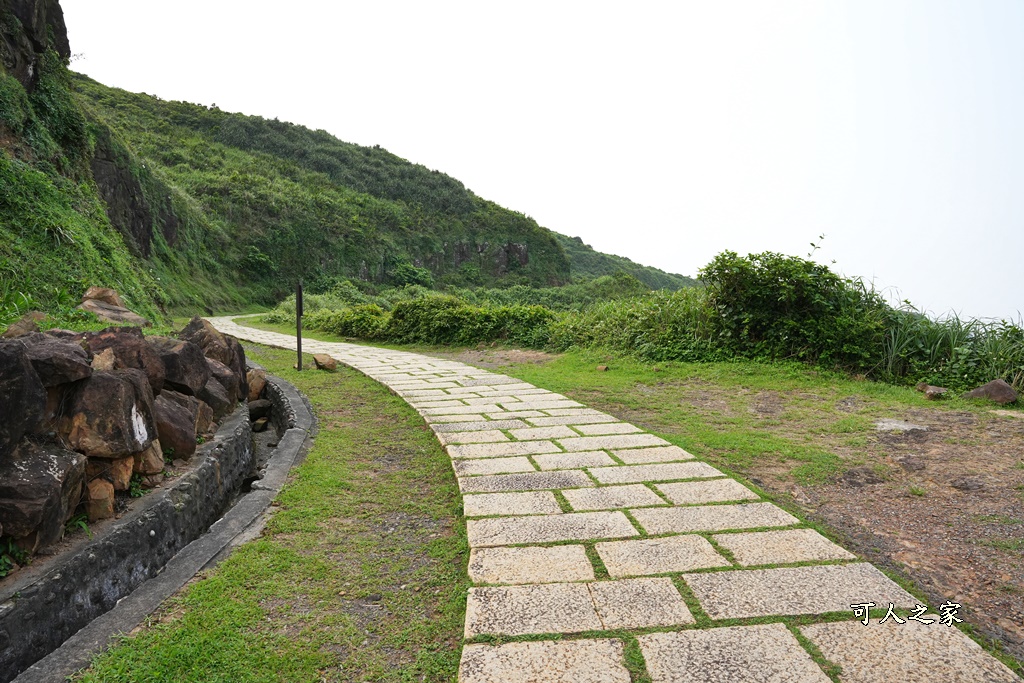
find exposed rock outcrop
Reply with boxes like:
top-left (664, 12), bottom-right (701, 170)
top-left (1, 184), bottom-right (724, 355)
top-left (0, 0), bottom-right (70, 91)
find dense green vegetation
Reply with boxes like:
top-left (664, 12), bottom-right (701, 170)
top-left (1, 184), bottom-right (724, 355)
top-left (265, 251), bottom-right (1024, 393)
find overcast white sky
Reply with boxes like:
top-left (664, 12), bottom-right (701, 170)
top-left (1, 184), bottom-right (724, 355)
top-left (63, 1), bottom-right (1022, 320)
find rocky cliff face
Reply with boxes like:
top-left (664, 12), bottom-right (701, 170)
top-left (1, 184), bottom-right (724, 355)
top-left (0, 0), bottom-right (69, 91)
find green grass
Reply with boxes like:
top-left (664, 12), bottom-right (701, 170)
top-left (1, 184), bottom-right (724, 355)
top-left (76, 344), bottom-right (468, 682)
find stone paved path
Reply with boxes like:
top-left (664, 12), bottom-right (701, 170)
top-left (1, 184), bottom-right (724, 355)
top-left (208, 317), bottom-right (1019, 683)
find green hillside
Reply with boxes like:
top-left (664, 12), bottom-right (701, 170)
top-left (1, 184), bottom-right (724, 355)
top-left (1, 0), bottom-right (693, 322)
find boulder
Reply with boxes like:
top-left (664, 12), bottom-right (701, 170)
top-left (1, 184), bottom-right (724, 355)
top-left (87, 455), bottom-right (135, 491)
top-left (179, 316), bottom-right (248, 398)
top-left (248, 398), bottom-right (272, 421)
top-left (963, 379), bottom-right (1018, 405)
top-left (82, 286), bottom-right (125, 308)
top-left (147, 336), bottom-right (210, 395)
top-left (207, 357), bottom-right (240, 405)
top-left (86, 478), bottom-right (115, 522)
top-left (247, 368), bottom-right (267, 401)
top-left (313, 354), bottom-right (337, 371)
top-left (1, 310), bottom-right (46, 339)
top-left (198, 376), bottom-right (233, 420)
top-left (0, 340), bottom-right (47, 459)
top-left (252, 417), bottom-right (270, 433)
top-left (91, 347), bottom-right (116, 371)
top-left (160, 389), bottom-right (215, 437)
top-left (84, 326), bottom-right (165, 393)
top-left (20, 332), bottom-right (93, 386)
top-left (153, 393), bottom-right (197, 461)
top-left (0, 440), bottom-right (86, 552)
top-left (59, 369), bottom-right (157, 459)
top-left (134, 439), bottom-right (165, 476)
top-left (78, 298), bottom-right (151, 327)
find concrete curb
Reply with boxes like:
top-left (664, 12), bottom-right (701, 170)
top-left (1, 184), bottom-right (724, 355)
top-left (13, 374), bottom-right (313, 683)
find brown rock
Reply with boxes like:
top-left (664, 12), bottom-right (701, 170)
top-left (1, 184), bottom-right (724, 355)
top-left (91, 347), bottom-right (116, 371)
top-left (160, 390), bottom-right (214, 437)
top-left (252, 417), bottom-right (270, 433)
top-left (82, 286), bottom-right (125, 308)
top-left (86, 478), bottom-right (115, 522)
top-left (0, 340), bottom-right (47, 459)
top-left (196, 400), bottom-right (214, 436)
top-left (198, 376), bottom-right (233, 419)
top-left (134, 439), bottom-right (165, 476)
top-left (207, 357), bottom-right (240, 405)
top-left (247, 368), bottom-right (267, 402)
top-left (0, 440), bottom-right (86, 551)
top-left (20, 332), bottom-right (93, 386)
top-left (924, 386), bottom-right (948, 400)
top-left (153, 393), bottom-right (197, 461)
top-left (78, 298), bottom-right (150, 327)
top-left (59, 369), bottom-right (157, 459)
top-left (313, 354), bottom-right (337, 371)
top-left (141, 474), bottom-right (162, 489)
top-left (85, 326), bottom-right (165, 393)
top-left (87, 455), bottom-right (135, 491)
top-left (596, 365), bottom-right (609, 372)
top-left (179, 316), bottom-right (248, 399)
top-left (1, 310), bottom-right (46, 339)
top-left (147, 336), bottom-right (210, 395)
top-left (963, 379), bottom-right (1018, 405)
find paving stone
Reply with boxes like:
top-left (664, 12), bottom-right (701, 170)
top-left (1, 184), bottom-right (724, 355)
top-left (486, 411), bottom-right (547, 419)
top-left (464, 395), bottom-right (523, 405)
top-left (425, 413), bottom-right (487, 423)
top-left (503, 400), bottom-right (585, 411)
top-left (589, 462), bottom-right (723, 484)
top-left (589, 577), bottom-right (695, 629)
top-left (801, 618), bottom-right (1020, 683)
top-left (454, 457), bottom-right (536, 477)
top-left (558, 434), bottom-right (671, 451)
top-left (422, 404), bottom-right (503, 415)
top-left (685, 563), bottom-right (917, 619)
top-left (542, 408), bottom-right (604, 416)
top-left (656, 478), bottom-right (760, 505)
top-left (459, 469), bottom-right (595, 493)
top-left (465, 583), bottom-right (602, 636)
top-left (533, 451), bottom-right (617, 470)
top-left (596, 534), bottom-right (731, 577)
top-left (612, 445), bottom-right (696, 463)
top-left (713, 528), bottom-right (856, 566)
top-left (447, 386), bottom-right (495, 395)
top-left (632, 502), bottom-right (799, 534)
top-left (432, 419), bottom-right (529, 433)
top-left (468, 545), bottom-right (595, 584)
top-left (509, 425), bottom-right (579, 440)
top-left (463, 491), bottom-right (564, 517)
top-left (572, 422), bottom-right (643, 435)
top-left (460, 376), bottom-right (524, 386)
top-left (436, 430), bottom-right (509, 445)
top-left (639, 623), bottom-right (832, 683)
top-left (398, 389), bottom-right (450, 398)
top-left (467, 511), bottom-right (639, 546)
top-left (563, 484), bottom-right (666, 511)
top-left (391, 380), bottom-right (460, 389)
top-left (447, 441), bottom-right (562, 459)
top-left (459, 639), bottom-right (630, 683)
top-left (409, 399), bottom-right (467, 408)
top-left (526, 414), bottom-right (619, 427)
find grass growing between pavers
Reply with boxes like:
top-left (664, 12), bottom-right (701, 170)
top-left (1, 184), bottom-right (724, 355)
top-left (76, 344), bottom-right (468, 683)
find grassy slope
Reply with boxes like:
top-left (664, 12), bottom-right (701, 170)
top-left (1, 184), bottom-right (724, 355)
top-left (77, 344), bottom-right (468, 683)
top-left (554, 233), bottom-right (696, 291)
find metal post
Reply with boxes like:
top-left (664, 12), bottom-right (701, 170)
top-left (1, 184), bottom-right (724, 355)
top-left (296, 279), bottom-right (303, 371)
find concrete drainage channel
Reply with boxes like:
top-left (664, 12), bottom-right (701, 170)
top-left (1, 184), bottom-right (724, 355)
top-left (3, 368), bottom-right (314, 683)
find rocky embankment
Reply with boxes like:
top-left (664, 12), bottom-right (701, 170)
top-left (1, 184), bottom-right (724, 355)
top-left (0, 302), bottom-right (266, 566)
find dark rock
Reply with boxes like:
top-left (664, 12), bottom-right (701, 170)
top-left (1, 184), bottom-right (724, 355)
top-left (159, 389), bottom-right (215, 437)
top-left (247, 368), bottom-right (267, 402)
top-left (198, 377), bottom-right (233, 420)
top-left (207, 358), bottom-right (240, 405)
top-left (20, 332), bottom-right (92, 387)
top-left (179, 316), bottom-right (248, 398)
top-left (77, 298), bottom-right (151, 327)
top-left (59, 369), bottom-right (157, 459)
top-left (1, 311), bottom-right (46, 339)
top-left (0, 340), bottom-right (47, 459)
top-left (841, 467), bottom-right (884, 487)
top-left (248, 399), bottom-right (272, 421)
top-left (3, 0), bottom-right (70, 91)
top-left (147, 336), bottom-right (210, 395)
top-left (0, 440), bottom-right (85, 552)
top-left (153, 393), bottom-right (197, 461)
top-left (313, 354), bottom-right (337, 371)
top-left (963, 379), bottom-right (1018, 405)
top-left (81, 286), bottom-right (125, 308)
top-left (950, 476), bottom-right (984, 491)
top-left (85, 478), bottom-right (115, 522)
top-left (84, 326), bottom-right (165, 393)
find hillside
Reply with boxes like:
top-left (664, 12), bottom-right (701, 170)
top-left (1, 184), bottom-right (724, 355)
top-left (1, 0), bottom-right (693, 322)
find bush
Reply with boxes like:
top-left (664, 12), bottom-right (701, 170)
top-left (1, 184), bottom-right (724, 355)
top-left (306, 304), bottom-right (388, 339)
top-left (384, 297), bottom-right (554, 346)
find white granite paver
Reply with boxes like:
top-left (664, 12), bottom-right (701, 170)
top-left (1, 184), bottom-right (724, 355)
top-left (208, 318), bottom-right (1013, 683)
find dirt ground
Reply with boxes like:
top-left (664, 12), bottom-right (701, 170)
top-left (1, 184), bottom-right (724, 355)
top-left (441, 347), bottom-right (1024, 664)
